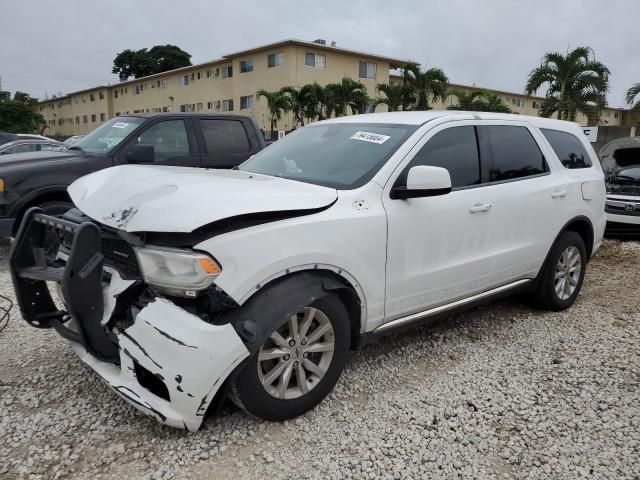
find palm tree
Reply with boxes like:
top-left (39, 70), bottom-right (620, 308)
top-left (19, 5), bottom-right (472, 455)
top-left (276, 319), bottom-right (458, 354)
top-left (402, 62), bottom-right (449, 110)
top-left (324, 77), bottom-right (367, 116)
top-left (300, 82), bottom-right (325, 122)
top-left (447, 90), bottom-right (512, 113)
top-left (626, 83), bottom-right (640, 110)
top-left (375, 83), bottom-right (416, 112)
top-left (256, 89), bottom-right (291, 136)
top-left (280, 86), bottom-right (305, 127)
top-left (525, 46), bottom-right (610, 123)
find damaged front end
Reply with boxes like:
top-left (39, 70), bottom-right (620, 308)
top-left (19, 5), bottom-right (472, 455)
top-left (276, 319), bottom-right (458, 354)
top-left (9, 208), bottom-right (249, 431)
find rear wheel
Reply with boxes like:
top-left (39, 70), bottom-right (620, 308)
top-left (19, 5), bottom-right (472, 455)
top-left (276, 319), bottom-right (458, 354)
top-left (531, 231), bottom-right (586, 310)
top-left (230, 293), bottom-right (350, 421)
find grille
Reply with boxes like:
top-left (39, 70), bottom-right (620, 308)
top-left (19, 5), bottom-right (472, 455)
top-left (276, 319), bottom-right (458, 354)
top-left (60, 225), bottom-right (141, 279)
top-left (100, 235), bottom-right (141, 279)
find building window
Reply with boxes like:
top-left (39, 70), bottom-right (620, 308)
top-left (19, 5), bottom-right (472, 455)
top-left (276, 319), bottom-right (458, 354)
top-left (240, 95), bottom-right (254, 110)
top-left (532, 100), bottom-right (540, 109)
top-left (268, 53), bottom-right (284, 68)
top-left (99, 92), bottom-right (104, 100)
top-left (134, 85), bottom-right (141, 95)
top-left (196, 102), bottom-right (204, 112)
top-left (197, 71), bottom-right (202, 80)
top-left (100, 113), bottom-right (106, 121)
top-left (222, 99), bottom-right (234, 111)
top-left (359, 61), bottom-right (377, 79)
top-left (222, 65), bottom-right (233, 78)
top-left (179, 104), bottom-right (192, 113)
top-left (82, 115), bottom-right (88, 123)
top-left (305, 52), bottom-right (326, 68)
top-left (91, 114), bottom-right (96, 122)
top-left (180, 75), bottom-right (189, 86)
top-left (512, 98), bottom-right (524, 107)
top-left (81, 95), bottom-right (86, 103)
top-left (614, 112), bottom-right (619, 119)
top-left (114, 90), bottom-right (119, 99)
top-left (89, 93), bottom-right (96, 101)
top-left (207, 101), bottom-right (213, 110)
top-left (240, 59), bottom-right (254, 73)
top-left (161, 79), bottom-right (169, 89)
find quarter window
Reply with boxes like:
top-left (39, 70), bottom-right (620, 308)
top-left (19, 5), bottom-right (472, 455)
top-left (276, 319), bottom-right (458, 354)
top-left (135, 120), bottom-right (190, 161)
top-left (403, 126), bottom-right (481, 189)
top-left (541, 128), bottom-right (592, 169)
top-left (485, 126), bottom-right (547, 181)
top-left (200, 120), bottom-right (250, 154)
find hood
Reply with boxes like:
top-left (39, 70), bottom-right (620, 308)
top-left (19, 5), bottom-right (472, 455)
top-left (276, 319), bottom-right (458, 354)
top-left (0, 150), bottom-right (76, 167)
top-left (68, 165), bottom-right (338, 233)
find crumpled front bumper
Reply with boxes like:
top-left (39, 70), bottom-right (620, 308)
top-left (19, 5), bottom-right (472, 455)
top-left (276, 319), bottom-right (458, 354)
top-left (9, 208), bottom-right (249, 431)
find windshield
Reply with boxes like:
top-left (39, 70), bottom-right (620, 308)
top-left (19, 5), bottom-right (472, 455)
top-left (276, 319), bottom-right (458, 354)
top-left (71, 117), bottom-right (146, 155)
top-left (239, 123), bottom-right (417, 189)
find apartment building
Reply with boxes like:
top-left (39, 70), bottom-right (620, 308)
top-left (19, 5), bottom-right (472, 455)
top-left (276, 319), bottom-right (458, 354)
top-left (37, 38), bottom-right (627, 138)
top-left (38, 39), bottom-right (404, 137)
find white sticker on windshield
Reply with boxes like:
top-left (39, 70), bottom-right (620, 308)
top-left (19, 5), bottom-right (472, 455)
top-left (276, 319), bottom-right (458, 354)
top-left (350, 131), bottom-right (390, 144)
top-left (112, 122), bottom-right (129, 128)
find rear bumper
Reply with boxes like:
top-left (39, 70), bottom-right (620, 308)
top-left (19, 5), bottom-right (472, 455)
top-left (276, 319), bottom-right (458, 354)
top-left (9, 208), bottom-right (249, 431)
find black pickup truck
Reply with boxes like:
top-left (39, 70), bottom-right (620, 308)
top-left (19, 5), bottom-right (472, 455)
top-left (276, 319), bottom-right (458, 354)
top-left (0, 113), bottom-right (266, 237)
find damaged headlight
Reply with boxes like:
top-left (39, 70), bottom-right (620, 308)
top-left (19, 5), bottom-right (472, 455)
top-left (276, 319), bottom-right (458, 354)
top-left (134, 245), bottom-right (221, 297)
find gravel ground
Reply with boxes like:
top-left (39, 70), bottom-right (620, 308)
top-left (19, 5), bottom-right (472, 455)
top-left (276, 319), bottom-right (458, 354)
top-left (0, 238), bottom-right (639, 480)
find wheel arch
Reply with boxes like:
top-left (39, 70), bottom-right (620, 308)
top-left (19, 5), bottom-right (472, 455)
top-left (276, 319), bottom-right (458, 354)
top-left (562, 216), bottom-right (595, 260)
top-left (218, 268), bottom-right (365, 354)
top-left (10, 186), bottom-right (72, 234)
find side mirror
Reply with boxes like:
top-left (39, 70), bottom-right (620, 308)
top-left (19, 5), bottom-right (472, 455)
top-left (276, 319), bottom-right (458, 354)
top-left (126, 144), bottom-right (155, 163)
top-left (390, 165), bottom-right (452, 200)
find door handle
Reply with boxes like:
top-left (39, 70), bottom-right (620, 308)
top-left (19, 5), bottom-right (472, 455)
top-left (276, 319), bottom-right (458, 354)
top-left (469, 203), bottom-right (492, 213)
top-left (551, 190), bottom-right (567, 198)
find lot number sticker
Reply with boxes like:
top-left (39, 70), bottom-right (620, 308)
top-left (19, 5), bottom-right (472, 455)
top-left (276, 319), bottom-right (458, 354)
top-left (112, 122), bottom-right (129, 128)
top-left (350, 131), bottom-right (390, 144)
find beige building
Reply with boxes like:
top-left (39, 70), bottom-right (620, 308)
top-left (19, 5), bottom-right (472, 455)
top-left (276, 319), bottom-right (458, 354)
top-left (37, 38), bottom-right (628, 137)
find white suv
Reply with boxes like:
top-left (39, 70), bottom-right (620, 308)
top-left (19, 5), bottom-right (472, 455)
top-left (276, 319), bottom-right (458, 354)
top-left (10, 112), bottom-right (606, 431)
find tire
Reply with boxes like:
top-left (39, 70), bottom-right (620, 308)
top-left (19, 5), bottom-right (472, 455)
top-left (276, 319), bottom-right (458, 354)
top-left (230, 293), bottom-right (351, 421)
top-left (531, 231), bottom-right (587, 311)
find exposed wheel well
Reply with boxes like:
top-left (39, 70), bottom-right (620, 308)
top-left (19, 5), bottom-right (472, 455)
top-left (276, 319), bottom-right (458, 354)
top-left (12, 191), bottom-right (73, 235)
top-left (563, 217), bottom-right (594, 260)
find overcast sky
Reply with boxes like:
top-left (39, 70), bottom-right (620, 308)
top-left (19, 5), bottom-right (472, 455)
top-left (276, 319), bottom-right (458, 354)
top-left (1, 0), bottom-right (637, 107)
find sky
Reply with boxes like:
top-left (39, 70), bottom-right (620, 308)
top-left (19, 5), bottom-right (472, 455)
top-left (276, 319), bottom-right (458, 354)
top-left (1, 0), bottom-right (637, 107)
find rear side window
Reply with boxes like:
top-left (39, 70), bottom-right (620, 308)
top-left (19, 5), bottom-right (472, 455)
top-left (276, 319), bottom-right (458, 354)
top-left (201, 120), bottom-right (251, 154)
top-left (485, 126), bottom-right (547, 181)
top-left (541, 128), bottom-right (592, 169)
top-left (403, 126), bottom-right (480, 188)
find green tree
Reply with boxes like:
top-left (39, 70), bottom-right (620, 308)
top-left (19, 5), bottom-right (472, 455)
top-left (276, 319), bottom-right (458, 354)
top-left (256, 89), bottom-right (291, 135)
top-left (525, 46), bottom-right (609, 123)
top-left (626, 83), bottom-right (640, 125)
top-left (280, 86), bottom-right (306, 127)
top-left (447, 89), bottom-right (512, 113)
top-left (402, 62), bottom-right (449, 110)
top-left (375, 83), bottom-right (416, 112)
top-left (300, 82), bottom-right (325, 121)
top-left (0, 91), bottom-right (47, 134)
top-left (112, 44), bottom-right (192, 81)
top-left (324, 77), bottom-right (367, 116)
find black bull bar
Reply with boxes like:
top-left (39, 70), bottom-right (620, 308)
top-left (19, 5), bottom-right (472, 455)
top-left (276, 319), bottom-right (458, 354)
top-left (9, 207), bottom-right (118, 360)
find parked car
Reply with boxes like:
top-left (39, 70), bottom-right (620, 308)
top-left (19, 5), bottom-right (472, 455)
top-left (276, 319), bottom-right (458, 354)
top-left (598, 136), bottom-right (640, 234)
top-left (0, 113), bottom-right (265, 237)
top-left (10, 111), bottom-right (605, 431)
top-left (0, 132), bottom-right (19, 146)
top-left (0, 138), bottom-right (64, 155)
top-left (16, 134), bottom-right (57, 142)
top-left (63, 135), bottom-right (85, 146)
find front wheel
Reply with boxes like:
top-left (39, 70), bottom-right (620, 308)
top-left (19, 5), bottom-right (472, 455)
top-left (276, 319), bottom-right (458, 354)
top-left (230, 293), bottom-right (350, 421)
top-left (531, 231), bottom-right (587, 311)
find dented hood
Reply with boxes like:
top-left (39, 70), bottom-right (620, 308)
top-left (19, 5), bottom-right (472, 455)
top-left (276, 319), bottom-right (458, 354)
top-left (68, 165), bottom-right (337, 232)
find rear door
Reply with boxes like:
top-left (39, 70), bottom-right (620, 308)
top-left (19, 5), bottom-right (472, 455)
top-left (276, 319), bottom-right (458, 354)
top-left (474, 121), bottom-right (572, 283)
top-left (196, 117), bottom-right (258, 169)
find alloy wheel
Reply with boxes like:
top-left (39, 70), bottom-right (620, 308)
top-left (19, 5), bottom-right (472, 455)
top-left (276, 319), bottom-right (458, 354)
top-left (554, 246), bottom-right (582, 300)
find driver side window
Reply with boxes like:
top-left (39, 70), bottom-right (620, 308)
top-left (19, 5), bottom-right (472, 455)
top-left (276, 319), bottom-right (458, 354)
top-left (400, 126), bottom-right (481, 189)
top-left (135, 120), bottom-right (190, 161)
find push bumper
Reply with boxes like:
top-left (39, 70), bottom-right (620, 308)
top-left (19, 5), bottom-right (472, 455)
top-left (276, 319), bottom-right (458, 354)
top-left (9, 208), bottom-right (249, 431)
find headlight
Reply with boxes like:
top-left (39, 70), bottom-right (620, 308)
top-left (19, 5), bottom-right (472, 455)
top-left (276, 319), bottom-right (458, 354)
top-left (134, 245), bottom-right (221, 297)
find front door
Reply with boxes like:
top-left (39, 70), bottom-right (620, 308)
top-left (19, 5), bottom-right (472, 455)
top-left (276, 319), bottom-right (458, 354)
top-left (382, 122), bottom-right (498, 321)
